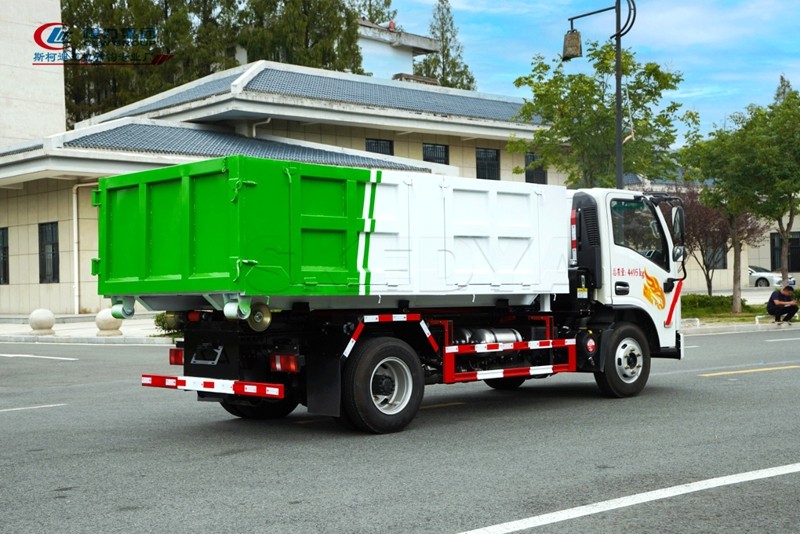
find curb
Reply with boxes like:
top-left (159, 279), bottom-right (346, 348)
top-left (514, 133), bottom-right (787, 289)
top-left (682, 323), bottom-right (792, 335)
top-left (0, 313), bottom-right (158, 325)
top-left (0, 334), bottom-right (173, 345)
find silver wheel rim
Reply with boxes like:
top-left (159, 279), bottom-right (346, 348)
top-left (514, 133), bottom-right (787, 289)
top-left (370, 356), bottom-right (413, 415)
top-left (614, 337), bottom-right (643, 384)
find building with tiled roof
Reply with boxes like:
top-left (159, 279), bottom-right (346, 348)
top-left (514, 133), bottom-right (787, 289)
top-left (0, 56), bottom-right (558, 314)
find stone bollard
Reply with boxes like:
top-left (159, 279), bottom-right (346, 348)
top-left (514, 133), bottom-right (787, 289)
top-left (29, 309), bottom-right (56, 336)
top-left (96, 308), bottom-right (123, 337)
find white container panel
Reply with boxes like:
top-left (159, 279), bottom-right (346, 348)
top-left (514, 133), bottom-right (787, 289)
top-left (366, 171), bottom-right (570, 299)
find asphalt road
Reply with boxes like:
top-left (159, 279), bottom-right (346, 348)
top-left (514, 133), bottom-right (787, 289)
top-left (1, 331), bottom-right (799, 533)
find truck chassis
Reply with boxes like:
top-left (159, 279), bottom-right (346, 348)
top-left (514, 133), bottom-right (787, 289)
top-left (142, 303), bottom-right (657, 433)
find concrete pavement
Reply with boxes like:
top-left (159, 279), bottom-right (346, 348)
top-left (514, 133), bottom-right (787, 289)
top-left (0, 313), bottom-right (170, 344)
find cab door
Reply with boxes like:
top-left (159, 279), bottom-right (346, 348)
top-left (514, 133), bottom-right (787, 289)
top-left (605, 193), bottom-right (680, 337)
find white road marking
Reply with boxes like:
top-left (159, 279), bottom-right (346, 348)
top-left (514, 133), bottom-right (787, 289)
top-left (0, 353), bottom-right (78, 361)
top-left (0, 404), bottom-right (67, 413)
top-left (459, 463), bottom-right (800, 534)
top-left (765, 337), bottom-right (800, 343)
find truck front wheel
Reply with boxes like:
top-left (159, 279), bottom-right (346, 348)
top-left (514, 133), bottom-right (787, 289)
top-left (594, 323), bottom-right (650, 398)
top-left (342, 337), bottom-right (424, 434)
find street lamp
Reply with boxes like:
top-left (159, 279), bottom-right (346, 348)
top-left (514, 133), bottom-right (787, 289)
top-left (563, 0), bottom-right (636, 189)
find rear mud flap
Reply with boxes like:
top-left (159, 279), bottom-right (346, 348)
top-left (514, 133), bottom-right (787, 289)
top-left (307, 355), bottom-right (341, 417)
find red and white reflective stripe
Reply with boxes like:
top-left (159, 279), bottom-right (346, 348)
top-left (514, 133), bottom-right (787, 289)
top-left (142, 374), bottom-right (179, 388)
top-left (475, 365), bottom-right (555, 380)
top-left (570, 209), bottom-right (578, 264)
top-left (342, 321), bottom-right (366, 358)
top-left (448, 363), bottom-right (575, 384)
top-left (665, 279), bottom-right (683, 327)
top-left (141, 374), bottom-right (283, 399)
top-left (342, 315), bottom-right (437, 357)
top-left (363, 314), bottom-right (422, 323)
top-left (419, 320), bottom-right (440, 352)
top-left (444, 338), bottom-right (576, 354)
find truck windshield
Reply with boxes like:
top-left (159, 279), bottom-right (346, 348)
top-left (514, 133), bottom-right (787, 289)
top-left (610, 199), bottom-right (668, 270)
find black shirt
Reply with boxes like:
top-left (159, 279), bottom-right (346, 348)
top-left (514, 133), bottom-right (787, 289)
top-left (767, 290), bottom-right (794, 314)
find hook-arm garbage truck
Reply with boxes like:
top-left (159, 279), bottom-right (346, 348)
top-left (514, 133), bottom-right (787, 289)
top-left (93, 155), bottom-right (686, 433)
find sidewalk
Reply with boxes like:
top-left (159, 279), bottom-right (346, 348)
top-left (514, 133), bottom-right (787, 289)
top-left (0, 309), bottom-right (783, 343)
top-left (0, 287), bottom-right (786, 343)
top-left (0, 313), bottom-right (172, 344)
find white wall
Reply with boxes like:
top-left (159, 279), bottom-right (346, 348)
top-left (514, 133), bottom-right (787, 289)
top-left (359, 39), bottom-right (415, 78)
top-left (0, 1), bottom-right (66, 147)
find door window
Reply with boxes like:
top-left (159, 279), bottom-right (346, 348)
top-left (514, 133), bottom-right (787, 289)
top-left (610, 199), bottom-right (668, 270)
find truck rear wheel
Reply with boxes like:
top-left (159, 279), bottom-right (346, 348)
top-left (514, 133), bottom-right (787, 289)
top-left (341, 337), bottom-right (424, 434)
top-left (594, 323), bottom-right (650, 398)
top-left (221, 395), bottom-right (299, 420)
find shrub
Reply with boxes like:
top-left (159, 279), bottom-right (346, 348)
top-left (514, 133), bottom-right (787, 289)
top-left (681, 294), bottom-right (760, 316)
top-left (154, 312), bottom-right (183, 336)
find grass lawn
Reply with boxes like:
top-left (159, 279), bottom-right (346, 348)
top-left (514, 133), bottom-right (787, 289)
top-left (681, 294), bottom-right (765, 322)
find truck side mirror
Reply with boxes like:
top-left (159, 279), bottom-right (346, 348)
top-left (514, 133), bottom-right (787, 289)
top-left (671, 206), bottom-right (685, 245)
top-left (672, 245), bottom-right (685, 262)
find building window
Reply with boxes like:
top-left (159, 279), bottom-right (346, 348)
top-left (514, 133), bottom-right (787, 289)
top-left (423, 143), bottom-right (449, 165)
top-left (706, 245), bottom-right (727, 270)
top-left (525, 153), bottom-right (547, 184)
top-left (366, 138), bottom-right (394, 156)
top-left (770, 232), bottom-right (800, 271)
top-left (39, 222), bottom-right (59, 284)
top-left (0, 227), bottom-right (8, 285)
top-left (476, 148), bottom-right (500, 180)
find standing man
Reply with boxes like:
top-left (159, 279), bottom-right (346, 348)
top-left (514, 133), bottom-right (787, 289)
top-left (767, 285), bottom-right (798, 324)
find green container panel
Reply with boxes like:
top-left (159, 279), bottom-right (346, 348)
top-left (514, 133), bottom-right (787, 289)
top-left (96, 155), bottom-right (374, 301)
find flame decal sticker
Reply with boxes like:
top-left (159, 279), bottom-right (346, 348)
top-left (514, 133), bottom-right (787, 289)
top-left (643, 269), bottom-right (666, 310)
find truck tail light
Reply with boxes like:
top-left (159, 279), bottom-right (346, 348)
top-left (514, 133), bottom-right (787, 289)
top-left (570, 209), bottom-right (578, 266)
top-left (585, 337), bottom-right (596, 353)
top-left (270, 354), bottom-right (300, 373)
top-left (169, 348), bottom-right (184, 366)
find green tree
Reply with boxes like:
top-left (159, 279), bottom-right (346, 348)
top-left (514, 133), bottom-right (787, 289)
top-left (62, 0), bottom-right (238, 126)
top-left (745, 77), bottom-right (800, 285)
top-left (239, 0), bottom-right (363, 73)
top-left (350, 0), bottom-right (396, 24)
top-left (676, 182), bottom-right (768, 296)
top-left (510, 41), bottom-right (696, 188)
top-left (683, 77), bottom-right (800, 309)
top-left (62, 0), bottom-right (138, 125)
top-left (681, 114), bottom-right (770, 313)
top-left (413, 0), bottom-right (475, 90)
top-left (188, 0), bottom-right (241, 77)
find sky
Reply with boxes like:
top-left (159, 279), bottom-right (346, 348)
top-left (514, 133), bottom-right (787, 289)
top-left (392, 0), bottom-right (800, 142)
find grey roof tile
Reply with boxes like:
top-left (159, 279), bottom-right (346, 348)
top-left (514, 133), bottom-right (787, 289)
top-left (245, 68), bottom-right (524, 122)
top-left (64, 123), bottom-right (428, 171)
top-left (100, 73), bottom-right (241, 121)
top-left (0, 142), bottom-right (44, 158)
top-left (623, 172), bottom-right (642, 186)
top-left (96, 63), bottom-right (531, 124)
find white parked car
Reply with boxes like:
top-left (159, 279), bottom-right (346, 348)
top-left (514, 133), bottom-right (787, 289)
top-left (748, 266), bottom-right (796, 288)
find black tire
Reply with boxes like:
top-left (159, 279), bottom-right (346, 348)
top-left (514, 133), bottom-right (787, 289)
top-left (341, 337), bottom-right (424, 434)
top-left (594, 323), bottom-right (650, 398)
top-left (756, 278), bottom-right (770, 288)
top-left (221, 394), bottom-right (299, 420)
top-left (484, 376), bottom-right (526, 390)
top-left (333, 410), bottom-right (359, 431)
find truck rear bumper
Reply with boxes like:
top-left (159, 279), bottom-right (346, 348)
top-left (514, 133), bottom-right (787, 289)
top-left (142, 374), bottom-right (284, 399)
